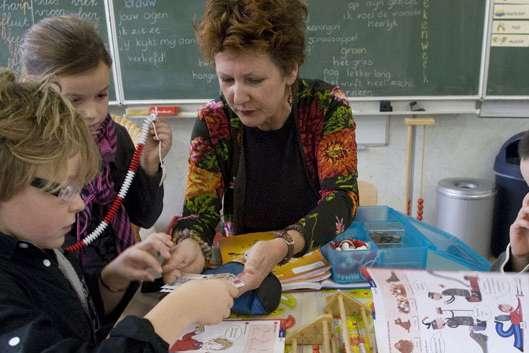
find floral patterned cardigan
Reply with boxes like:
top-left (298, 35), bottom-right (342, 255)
top-left (173, 79), bottom-right (359, 254)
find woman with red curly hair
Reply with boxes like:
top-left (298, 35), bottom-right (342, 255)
top-left (165, 0), bottom-right (359, 293)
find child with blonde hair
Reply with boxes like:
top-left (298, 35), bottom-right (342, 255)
top-left (0, 70), bottom-right (236, 352)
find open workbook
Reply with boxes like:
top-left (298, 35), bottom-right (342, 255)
top-left (366, 268), bottom-right (528, 353)
top-left (169, 320), bottom-right (284, 353)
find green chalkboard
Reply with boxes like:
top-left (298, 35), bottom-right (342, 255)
top-left (114, 0), bottom-right (218, 101)
top-left (2, 0), bottom-right (487, 101)
top-left (487, 42), bottom-right (529, 96)
top-left (0, 0), bottom-right (115, 101)
top-left (302, 0), bottom-right (486, 97)
top-left (114, 0), bottom-right (486, 100)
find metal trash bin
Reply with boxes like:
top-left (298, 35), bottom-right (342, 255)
top-left (436, 178), bottom-right (496, 257)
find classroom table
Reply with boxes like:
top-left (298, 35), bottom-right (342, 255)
top-left (121, 286), bottom-right (374, 353)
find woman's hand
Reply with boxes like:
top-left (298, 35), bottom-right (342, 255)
top-left (101, 233), bottom-right (174, 290)
top-left (237, 238), bottom-right (288, 293)
top-left (162, 238), bottom-right (206, 284)
top-left (510, 193), bottom-right (529, 271)
top-left (141, 119), bottom-right (173, 176)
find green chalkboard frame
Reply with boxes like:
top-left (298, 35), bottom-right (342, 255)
top-left (109, 0), bottom-right (487, 102)
top-left (8, 0), bottom-right (525, 104)
top-left (484, 1), bottom-right (529, 98)
top-left (0, 0), bottom-right (117, 102)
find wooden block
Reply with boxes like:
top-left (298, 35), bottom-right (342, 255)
top-left (286, 314), bottom-right (333, 346)
top-left (404, 116), bottom-right (435, 126)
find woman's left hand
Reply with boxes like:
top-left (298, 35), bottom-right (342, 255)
top-left (141, 119), bottom-right (173, 176)
top-left (237, 238), bottom-right (288, 293)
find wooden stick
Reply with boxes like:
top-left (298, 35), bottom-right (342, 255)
top-left (403, 116), bottom-right (435, 214)
top-left (404, 123), bottom-right (414, 215)
top-left (359, 307), bottom-right (374, 349)
top-left (338, 295), bottom-right (352, 353)
top-left (331, 337), bottom-right (338, 353)
top-left (291, 338), bottom-right (298, 353)
top-left (322, 319), bottom-right (331, 353)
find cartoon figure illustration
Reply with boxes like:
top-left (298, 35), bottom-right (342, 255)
top-left (391, 283), bottom-right (407, 297)
top-left (397, 297), bottom-right (410, 314)
top-left (386, 271), bottom-right (400, 283)
top-left (170, 330), bottom-right (202, 351)
top-left (170, 329), bottom-right (233, 352)
top-left (423, 316), bottom-right (489, 353)
top-left (495, 294), bottom-right (524, 352)
top-left (394, 339), bottom-right (414, 353)
top-left (427, 273), bottom-right (482, 304)
top-left (395, 318), bottom-right (411, 332)
top-left (470, 330), bottom-right (489, 353)
top-left (422, 315), bottom-right (486, 331)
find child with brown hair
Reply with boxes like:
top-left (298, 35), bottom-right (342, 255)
top-left (20, 16), bottom-right (172, 288)
top-left (0, 70), bottom-right (236, 352)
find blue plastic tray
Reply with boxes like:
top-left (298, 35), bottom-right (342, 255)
top-left (321, 206), bottom-right (491, 283)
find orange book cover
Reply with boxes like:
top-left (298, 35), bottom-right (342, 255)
top-left (218, 232), bottom-right (276, 264)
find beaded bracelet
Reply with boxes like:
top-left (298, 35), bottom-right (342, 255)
top-left (284, 223), bottom-right (304, 236)
top-left (173, 229), bottom-right (212, 263)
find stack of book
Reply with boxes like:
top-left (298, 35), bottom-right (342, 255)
top-left (274, 250), bottom-right (332, 291)
top-left (218, 232), bottom-right (332, 291)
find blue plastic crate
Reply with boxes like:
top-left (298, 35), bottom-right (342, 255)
top-left (322, 206), bottom-right (491, 283)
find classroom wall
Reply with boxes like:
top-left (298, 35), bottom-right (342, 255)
top-left (358, 115), bottom-right (528, 224)
top-left (136, 114), bottom-right (528, 234)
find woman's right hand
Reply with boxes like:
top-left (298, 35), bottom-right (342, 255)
top-left (162, 238), bottom-right (206, 284)
top-left (145, 279), bottom-right (238, 343)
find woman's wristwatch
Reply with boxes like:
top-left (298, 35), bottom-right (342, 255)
top-left (277, 223), bottom-right (304, 265)
top-left (276, 229), bottom-right (295, 265)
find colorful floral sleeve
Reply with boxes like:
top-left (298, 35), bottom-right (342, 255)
top-left (296, 86), bottom-right (359, 252)
top-left (172, 101), bottom-right (228, 244)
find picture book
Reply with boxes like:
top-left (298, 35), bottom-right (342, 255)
top-left (366, 268), bottom-right (529, 353)
top-left (170, 320), bottom-right (284, 353)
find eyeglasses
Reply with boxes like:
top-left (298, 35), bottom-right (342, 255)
top-left (30, 177), bottom-right (82, 202)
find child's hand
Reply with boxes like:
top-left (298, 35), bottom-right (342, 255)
top-left (168, 279), bottom-right (238, 324)
top-left (141, 119), bottom-right (172, 176)
top-left (145, 279), bottom-right (238, 343)
top-left (101, 233), bottom-right (174, 290)
top-left (162, 238), bottom-right (206, 284)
